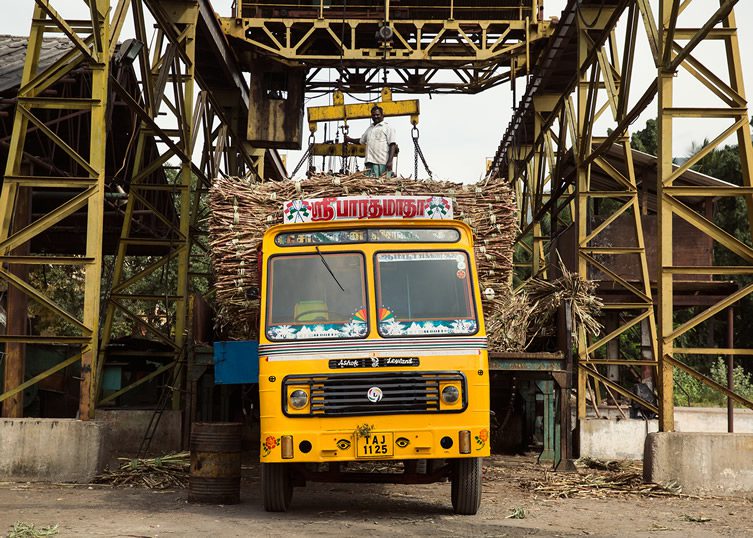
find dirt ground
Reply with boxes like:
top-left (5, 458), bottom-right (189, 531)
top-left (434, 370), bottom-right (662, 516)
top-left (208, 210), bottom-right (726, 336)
top-left (1, 455), bottom-right (752, 537)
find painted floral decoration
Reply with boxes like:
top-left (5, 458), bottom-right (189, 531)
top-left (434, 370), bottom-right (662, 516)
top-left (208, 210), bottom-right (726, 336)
top-left (475, 429), bottom-right (489, 450)
top-left (262, 435), bottom-right (280, 457)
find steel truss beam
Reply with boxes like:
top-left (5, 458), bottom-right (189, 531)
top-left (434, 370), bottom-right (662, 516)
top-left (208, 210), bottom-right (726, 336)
top-left (573, 5), bottom-right (658, 421)
top-left (502, 0), bottom-right (753, 430)
top-left (220, 2), bottom-right (553, 94)
top-left (0, 1), bottom-right (112, 419)
top-left (1, 0), bottom-right (259, 418)
top-left (657, 0), bottom-right (753, 430)
top-left (97, 0), bottom-right (259, 411)
top-left (503, 2), bottom-right (659, 420)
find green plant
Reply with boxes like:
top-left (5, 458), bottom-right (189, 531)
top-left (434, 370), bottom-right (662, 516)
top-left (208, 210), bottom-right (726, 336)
top-left (673, 358), bottom-right (753, 407)
top-left (7, 522), bottom-right (59, 538)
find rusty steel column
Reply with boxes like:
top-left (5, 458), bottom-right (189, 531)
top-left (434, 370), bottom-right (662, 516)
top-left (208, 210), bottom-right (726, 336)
top-left (2, 186), bottom-right (30, 418)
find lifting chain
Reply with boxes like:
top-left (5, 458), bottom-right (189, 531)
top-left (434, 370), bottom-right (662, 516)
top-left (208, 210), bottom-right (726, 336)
top-left (289, 133), bottom-right (316, 179)
top-left (340, 124), bottom-right (350, 174)
top-left (412, 126), bottom-right (433, 180)
top-left (308, 132), bottom-right (315, 175)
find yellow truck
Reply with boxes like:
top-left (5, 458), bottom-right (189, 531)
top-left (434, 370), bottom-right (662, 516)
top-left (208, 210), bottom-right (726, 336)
top-left (257, 195), bottom-right (490, 513)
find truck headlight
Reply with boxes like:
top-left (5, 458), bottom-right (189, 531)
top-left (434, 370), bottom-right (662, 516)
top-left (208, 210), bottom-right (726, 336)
top-left (289, 389), bottom-right (309, 410)
top-left (441, 385), bottom-right (460, 404)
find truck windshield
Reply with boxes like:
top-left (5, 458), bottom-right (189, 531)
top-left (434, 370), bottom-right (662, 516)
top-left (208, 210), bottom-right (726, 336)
top-left (266, 253), bottom-right (368, 340)
top-left (375, 251), bottom-right (477, 337)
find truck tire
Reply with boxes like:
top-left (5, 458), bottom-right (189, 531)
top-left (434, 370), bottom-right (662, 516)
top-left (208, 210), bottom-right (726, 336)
top-left (262, 463), bottom-right (292, 512)
top-left (450, 458), bottom-right (482, 515)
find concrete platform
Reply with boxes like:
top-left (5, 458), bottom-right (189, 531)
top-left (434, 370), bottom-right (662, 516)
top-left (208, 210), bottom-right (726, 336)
top-left (644, 432), bottom-right (753, 496)
top-left (0, 419), bottom-right (107, 483)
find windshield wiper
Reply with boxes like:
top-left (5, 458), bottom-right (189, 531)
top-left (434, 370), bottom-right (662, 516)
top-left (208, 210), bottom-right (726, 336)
top-left (315, 246), bottom-right (345, 292)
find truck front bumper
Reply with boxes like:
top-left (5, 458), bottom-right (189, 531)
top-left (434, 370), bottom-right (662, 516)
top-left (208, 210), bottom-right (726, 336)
top-left (260, 425), bottom-right (491, 463)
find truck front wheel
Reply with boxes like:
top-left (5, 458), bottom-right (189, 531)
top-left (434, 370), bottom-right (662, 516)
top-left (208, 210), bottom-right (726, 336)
top-left (262, 463), bottom-right (293, 512)
top-left (450, 457), bottom-right (482, 515)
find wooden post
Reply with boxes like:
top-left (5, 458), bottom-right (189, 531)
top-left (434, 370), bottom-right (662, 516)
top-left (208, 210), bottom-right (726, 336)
top-left (2, 186), bottom-right (31, 418)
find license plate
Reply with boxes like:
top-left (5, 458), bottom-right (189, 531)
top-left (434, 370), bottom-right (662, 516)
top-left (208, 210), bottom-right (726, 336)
top-left (356, 433), bottom-right (394, 458)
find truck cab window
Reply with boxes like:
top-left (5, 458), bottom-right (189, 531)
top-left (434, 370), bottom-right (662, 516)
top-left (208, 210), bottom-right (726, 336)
top-left (266, 253), bottom-right (368, 340)
top-left (375, 251), bottom-right (477, 337)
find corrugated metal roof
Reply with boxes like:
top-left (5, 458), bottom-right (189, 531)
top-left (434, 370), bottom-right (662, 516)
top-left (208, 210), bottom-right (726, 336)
top-left (0, 35), bottom-right (72, 93)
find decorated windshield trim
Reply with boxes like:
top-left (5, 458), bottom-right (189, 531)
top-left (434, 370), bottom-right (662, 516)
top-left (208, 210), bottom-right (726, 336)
top-left (379, 318), bottom-right (478, 337)
top-left (267, 320), bottom-right (367, 341)
top-left (374, 249), bottom-right (479, 339)
top-left (266, 251), bottom-right (370, 341)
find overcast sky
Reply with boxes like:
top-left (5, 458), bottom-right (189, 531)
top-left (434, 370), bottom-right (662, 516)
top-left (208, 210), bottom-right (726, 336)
top-left (3, 1), bottom-right (752, 182)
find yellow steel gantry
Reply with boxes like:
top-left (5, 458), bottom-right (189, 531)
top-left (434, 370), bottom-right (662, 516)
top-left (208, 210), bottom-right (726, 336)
top-left (0, 0), bottom-right (259, 419)
top-left (0, 1), bottom-right (112, 419)
top-left (3, 0), bottom-right (753, 435)
top-left (656, 0), bottom-right (753, 431)
top-left (97, 0), bottom-right (262, 413)
top-left (492, 0), bottom-right (753, 430)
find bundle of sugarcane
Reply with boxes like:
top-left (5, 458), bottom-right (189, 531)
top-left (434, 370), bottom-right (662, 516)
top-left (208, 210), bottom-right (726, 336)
top-left (577, 456), bottom-right (638, 472)
top-left (208, 172), bottom-right (517, 338)
top-left (484, 289), bottom-right (537, 351)
top-left (525, 256), bottom-right (603, 346)
top-left (96, 452), bottom-right (190, 489)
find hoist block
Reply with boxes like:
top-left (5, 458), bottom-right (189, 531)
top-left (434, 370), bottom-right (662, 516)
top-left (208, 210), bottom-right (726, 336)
top-left (310, 143), bottom-right (366, 157)
top-left (307, 88), bottom-right (419, 132)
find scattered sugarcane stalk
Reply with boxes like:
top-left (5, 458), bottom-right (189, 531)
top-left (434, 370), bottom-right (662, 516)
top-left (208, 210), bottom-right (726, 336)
top-left (522, 470), bottom-right (683, 499)
top-left (576, 456), bottom-right (636, 472)
top-left (95, 452), bottom-right (190, 489)
top-left (7, 522), bottom-right (59, 538)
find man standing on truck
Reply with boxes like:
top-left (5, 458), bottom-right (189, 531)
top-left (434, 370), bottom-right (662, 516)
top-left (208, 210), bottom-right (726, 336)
top-left (346, 105), bottom-right (397, 177)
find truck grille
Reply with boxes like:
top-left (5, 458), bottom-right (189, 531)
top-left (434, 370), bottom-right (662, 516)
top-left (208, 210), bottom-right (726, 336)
top-left (283, 371), bottom-right (466, 416)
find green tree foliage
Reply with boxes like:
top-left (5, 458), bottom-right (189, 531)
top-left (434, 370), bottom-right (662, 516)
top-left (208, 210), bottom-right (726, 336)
top-left (630, 118), bottom-right (658, 156)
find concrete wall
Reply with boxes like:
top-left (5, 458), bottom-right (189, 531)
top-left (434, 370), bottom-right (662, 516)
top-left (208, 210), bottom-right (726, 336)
top-left (644, 432), bottom-right (753, 495)
top-left (0, 419), bottom-right (107, 483)
top-left (675, 407), bottom-right (753, 433)
top-left (95, 409), bottom-right (182, 459)
top-left (579, 418), bottom-right (658, 460)
top-left (579, 407), bottom-right (753, 460)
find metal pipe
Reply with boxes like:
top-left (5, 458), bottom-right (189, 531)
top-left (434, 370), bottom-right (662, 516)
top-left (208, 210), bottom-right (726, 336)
top-left (727, 307), bottom-right (734, 433)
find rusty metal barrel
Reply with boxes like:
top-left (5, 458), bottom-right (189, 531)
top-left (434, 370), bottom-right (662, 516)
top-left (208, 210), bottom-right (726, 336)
top-left (189, 422), bottom-right (242, 504)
